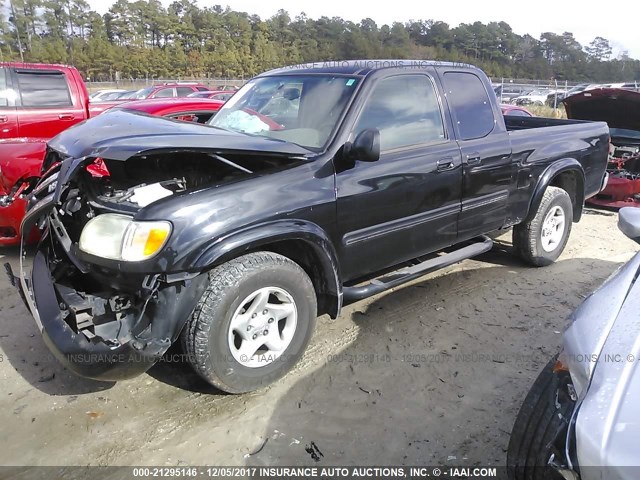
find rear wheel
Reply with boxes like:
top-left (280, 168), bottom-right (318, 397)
top-left (513, 186), bottom-right (573, 266)
top-left (181, 252), bottom-right (317, 393)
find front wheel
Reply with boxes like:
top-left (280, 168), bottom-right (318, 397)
top-left (181, 252), bottom-right (317, 393)
top-left (513, 186), bottom-right (573, 266)
top-left (507, 356), bottom-right (574, 480)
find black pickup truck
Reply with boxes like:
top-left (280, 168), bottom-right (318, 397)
top-left (14, 60), bottom-right (609, 393)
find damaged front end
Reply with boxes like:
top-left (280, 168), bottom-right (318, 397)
top-left (563, 88), bottom-right (640, 209)
top-left (588, 140), bottom-right (640, 209)
top-left (17, 156), bottom-right (213, 380)
top-left (14, 110), bottom-right (311, 381)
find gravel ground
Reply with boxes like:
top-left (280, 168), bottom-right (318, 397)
top-left (0, 208), bottom-right (636, 471)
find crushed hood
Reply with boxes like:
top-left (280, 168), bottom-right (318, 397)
top-left (48, 109), bottom-right (313, 161)
top-left (563, 88), bottom-right (640, 132)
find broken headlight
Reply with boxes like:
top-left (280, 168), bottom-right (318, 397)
top-left (78, 213), bottom-right (171, 261)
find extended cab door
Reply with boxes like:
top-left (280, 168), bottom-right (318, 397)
top-left (13, 67), bottom-right (86, 140)
top-left (336, 72), bottom-right (463, 281)
top-left (439, 70), bottom-right (513, 238)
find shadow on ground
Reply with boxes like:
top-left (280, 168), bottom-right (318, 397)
top-left (0, 246), bottom-right (114, 395)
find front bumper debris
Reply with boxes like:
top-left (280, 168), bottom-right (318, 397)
top-left (17, 179), bottom-right (208, 381)
top-left (20, 242), bottom-right (208, 381)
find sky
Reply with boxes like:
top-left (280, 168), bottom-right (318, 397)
top-left (87, 0), bottom-right (640, 61)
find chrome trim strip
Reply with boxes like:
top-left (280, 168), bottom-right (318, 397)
top-left (460, 190), bottom-right (509, 212)
top-left (343, 203), bottom-right (460, 246)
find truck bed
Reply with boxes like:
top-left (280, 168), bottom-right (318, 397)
top-left (503, 115), bottom-right (609, 217)
top-left (503, 115), bottom-right (593, 131)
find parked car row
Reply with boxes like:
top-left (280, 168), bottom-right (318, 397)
top-left (89, 83), bottom-right (239, 103)
top-left (494, 81), bottom-right (640, 108)
top-left (494, 85), bottom-right (562, 106)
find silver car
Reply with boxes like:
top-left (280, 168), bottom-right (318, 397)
top-left (508, 207), bottom-right (640, 480)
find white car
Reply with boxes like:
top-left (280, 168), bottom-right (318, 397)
top-left (89, 89), bottom-right (126, 102)
top-left (513, 89), bottom-right (554, 106)
top-left (604, 82), bottom-right (639, 91)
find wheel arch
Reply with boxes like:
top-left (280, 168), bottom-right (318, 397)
top-left (526, 159), bottom-right (585, 223)
top-left (193, 219), bottom-right (342, 318)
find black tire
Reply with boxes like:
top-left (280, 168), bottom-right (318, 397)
top-left (513, 186), bottom-right (573, 266)
top-left (507, 356), bottom-right (571, 480)
top-left (181, 252), bottom-right (317, 394)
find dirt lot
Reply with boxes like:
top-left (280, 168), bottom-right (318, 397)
top-left (0, 209), bottom-right (637, 470)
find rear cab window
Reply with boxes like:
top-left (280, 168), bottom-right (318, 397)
top-left (15, 69), bottom-right (72, 107)
top-left (443, 71), bottom-right (495, 140)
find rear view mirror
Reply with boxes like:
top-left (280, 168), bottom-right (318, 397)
top-left (618, 207), bottom-right (640, 243)
top-left (344, 128), bottom-right (380, 162)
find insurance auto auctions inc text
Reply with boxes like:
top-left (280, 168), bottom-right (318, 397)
top-left (252, 466), bottom-right (497, 478)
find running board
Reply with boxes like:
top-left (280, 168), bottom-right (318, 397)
top-left (342, 235), bottom-right (493, 304)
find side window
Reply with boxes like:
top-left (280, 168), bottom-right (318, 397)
top-left (16, 70), bottom-right (72, 107)
top-left (443, 72), bottom-right (495, 140)
top-left (354, 75), bottom-right (445, 151)
top-left (153, 88), bottom-right (175, 98)
top-left (0, 68), bottom-right (9, 107)
top-left (176, 87), bottom-right (194, 97)
top-left (196, 86), bottom-right (209, 92)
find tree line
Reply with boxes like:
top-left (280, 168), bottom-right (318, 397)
top-left (1, 0), bottom-right (638, 82)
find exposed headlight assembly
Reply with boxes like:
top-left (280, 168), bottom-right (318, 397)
top-left (79, 214), bottom-right (171, 262)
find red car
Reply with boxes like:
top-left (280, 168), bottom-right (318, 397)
top-left (111, 96), bottom-right (225, 122)
top-left (130, 82), bottom-right (210, 100)
top-left (0, 62), bottom-right (91, 245)
top-left (500, 104), bottom-right (534, 116)
top-left (564, 88), bottom-right (640, 209)
top-left (1, 96), bottom-right (224, 246)
top-left (88, 83), bottom-right (213, 116)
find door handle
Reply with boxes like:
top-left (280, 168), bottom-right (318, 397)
top-left (0, 115), bottom-right (8, 123)
top-left (58, 114), bottom-right (75, 121)
top-left (436, 157), bottom-right (456, 172)
top-left (465, 152), bottom-right (481, 166)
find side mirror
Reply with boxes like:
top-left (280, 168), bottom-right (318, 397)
top-left (344, 128), bottom-right (380, 162)
top-left (618, 207), bottom-right (640, 244)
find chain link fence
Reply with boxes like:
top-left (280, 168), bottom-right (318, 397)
top-left (85, 78), bottom-right (246, 93)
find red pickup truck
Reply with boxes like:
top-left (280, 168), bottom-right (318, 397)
top-left (0, 62), bottom-right (91, 245)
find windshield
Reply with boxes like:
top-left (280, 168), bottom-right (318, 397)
top-left (208, 75), bottom-right (359, 149)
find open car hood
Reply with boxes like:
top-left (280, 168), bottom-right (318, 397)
top-left (48, 109), bottom-right (312, 161)
top-left (563, 88), bottom-right (640, 132)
